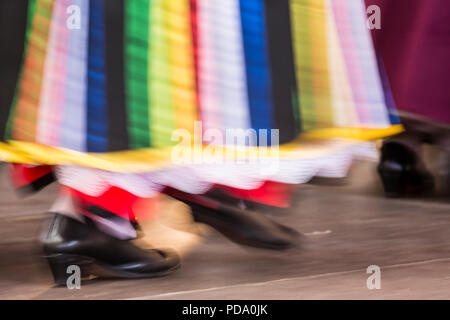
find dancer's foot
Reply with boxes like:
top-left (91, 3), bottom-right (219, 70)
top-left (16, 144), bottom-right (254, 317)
top-left (41, 214), bottom-right (180, 286)
top-left (165, 189), bottom-right (301, 251)
top-left (378, 142), bottom-right (434, 197)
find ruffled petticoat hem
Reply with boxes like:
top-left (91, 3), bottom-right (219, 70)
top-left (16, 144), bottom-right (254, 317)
top-left (55, 139), bottom-right (379, 198)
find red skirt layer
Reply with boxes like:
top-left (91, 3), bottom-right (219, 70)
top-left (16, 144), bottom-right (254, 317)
top-left (10, 164), bottom-right (295, 222)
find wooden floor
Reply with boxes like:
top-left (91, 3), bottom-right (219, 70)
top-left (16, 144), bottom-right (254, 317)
top-left (1, 161), bottom-right (450, 300)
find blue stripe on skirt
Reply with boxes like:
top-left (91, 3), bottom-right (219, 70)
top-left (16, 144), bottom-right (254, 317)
top-left (239, 0), bottom-right (274, 145)
top-left (87, 0), bottom-right (108, 152)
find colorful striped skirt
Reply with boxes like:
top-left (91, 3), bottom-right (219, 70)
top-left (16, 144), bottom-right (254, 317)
top-left (0, 0), bottom-right (402, 197)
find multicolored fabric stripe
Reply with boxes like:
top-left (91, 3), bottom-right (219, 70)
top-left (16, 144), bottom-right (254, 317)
top-left (196, 0), bottom-right (252, 138)
top-left (167, 1), bottom-right (197, 141)
top-left (9, 0), bottom-right (54, 142)
top-left (147, 0), bottom-right (176, 147)
top-left (147, 0), bottom-right (197, 148)
top-left (346, 0), bottom-right (389, 126)
top-left (124, 0), bottom-right (151, 149)
top-left (239, 0), bottom-right (274, 137)
top-left (37, 0), bottom-right (70, 146)
top-left (330, 0), bottom-right (390, 127)
top-left (377, 56), bottom-right (401, 125)
top-left (86, 0), bottom-right (107, 152)
top-left (324, 0), bottom-right (359, 128)
top-left (4, 0), bottom-right (399, 157)
top-left (290, 0), bottom-right (333, 131)
top-left (61, 0), bottom-right (89, 152)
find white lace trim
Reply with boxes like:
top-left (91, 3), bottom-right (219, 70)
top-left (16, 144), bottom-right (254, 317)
top-left (55, 140), bottom-right (378, 198)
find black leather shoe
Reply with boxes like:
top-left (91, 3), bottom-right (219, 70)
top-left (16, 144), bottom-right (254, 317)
top-left (165, 189), bottom-right (301, 251)
top-left (378, 142), bottom-right (434, 197)
top-left (41, 214), bottom-right (180, 286)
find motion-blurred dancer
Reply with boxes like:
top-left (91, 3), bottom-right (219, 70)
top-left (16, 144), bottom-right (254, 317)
top-left (367, 0), bottom-right (450, 197)
top-left (1, 0), bottom-right (400, 285)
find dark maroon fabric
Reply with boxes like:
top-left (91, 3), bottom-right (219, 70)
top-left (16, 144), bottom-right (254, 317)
top-left (366, 0), bottom-right (450, 125)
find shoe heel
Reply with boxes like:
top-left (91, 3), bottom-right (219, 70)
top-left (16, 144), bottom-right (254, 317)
top-left (378, 163), bottom-right (403, 198)
top-left (45, 254), bottom-right (92, 286)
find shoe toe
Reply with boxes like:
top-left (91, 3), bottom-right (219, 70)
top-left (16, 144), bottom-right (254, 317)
top-left (155, 248), bottom-right (181, 269)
